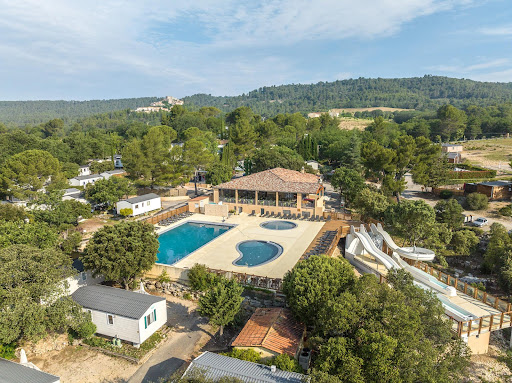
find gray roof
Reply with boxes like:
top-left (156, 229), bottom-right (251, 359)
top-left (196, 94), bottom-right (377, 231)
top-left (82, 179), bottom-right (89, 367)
top-left (480, 180), bottom-right (511, 187)
top-left (0, 358), bottom-right (59, 383)
top-left (123, 193), bottom-right (160, 204)
top-left (71, 174), bottom-right (102, 181)
top-left (71, 285), bottom-right (165, 319)
top-left (184, 352), bottom-right (307, 383)
top-left (102, 170), bottom-right (125, 175)
top-left (446, 152), bottom-right (460, 158)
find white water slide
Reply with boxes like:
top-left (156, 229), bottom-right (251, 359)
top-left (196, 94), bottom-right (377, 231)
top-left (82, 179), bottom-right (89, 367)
top-left (371, 222), bottom-right (435, 262)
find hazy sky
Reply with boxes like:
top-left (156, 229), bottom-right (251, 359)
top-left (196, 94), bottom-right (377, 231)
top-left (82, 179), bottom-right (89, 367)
top-left (0, 0), bottom-right (511, 100)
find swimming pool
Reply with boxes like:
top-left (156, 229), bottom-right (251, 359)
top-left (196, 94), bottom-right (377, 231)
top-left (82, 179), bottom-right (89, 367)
top-left (260, 221), bottom-right (297, 230)
top-left (234, 240), bottom-right (283, 267)
top-left (157, 221), bottom-right (234, 265)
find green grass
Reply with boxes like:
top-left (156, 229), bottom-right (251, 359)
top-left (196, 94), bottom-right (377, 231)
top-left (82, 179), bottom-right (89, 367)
top-left (484, 152), bottom-right (512, 161)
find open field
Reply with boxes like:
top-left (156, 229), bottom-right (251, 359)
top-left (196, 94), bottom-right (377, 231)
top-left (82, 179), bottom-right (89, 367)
top-left (330, 107), bottom-right (414, 114)
top-left (462, 138), bottom-right (512, 173)
top-left (338, 117), bottom-right (372, 130)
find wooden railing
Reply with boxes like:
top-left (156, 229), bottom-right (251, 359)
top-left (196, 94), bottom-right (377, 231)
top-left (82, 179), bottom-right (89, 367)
top-left (145, 204), bottom-right (189, 225)
top-left (323, 211), bottom-right (352, 220)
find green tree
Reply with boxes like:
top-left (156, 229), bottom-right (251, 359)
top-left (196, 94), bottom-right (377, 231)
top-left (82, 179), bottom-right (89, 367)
top-left (251, 146), bottom-right (305, 173)
top-left (352, 188), bottom-right (390, 221)
top-left (0, 204), bottom-right (29, 222)
top-left (282, 256), bottom-right (355, 327)
top-left (385, 200), bottom-right (436, 246)
top-left (188, 264), bottom-right (220, 291)
top-left (0, 220), bottom-right (59, 249)
top-left (85, 177), bottom-right (135, 208)
top-left (330, 167), bottom-right (366, 204)
top-left (89, 160), bottom-right (114, 174)
top-left (450, 230), bottom-right (479, 255)
top-left (0, 150), bottom-right (63, 199)
top-left (221, 348), bottom-right (262, 363)
top-left (41, 118), bottom-right (64, 137)
top-left (30, 192), bottom-right (92, 227)
top-left (230, 120), bottom-right (258, 160)
top-left (465, 193), bottom-right (488, 210)
top-left (0, 245), bottom-right (88, 343)
top-left (206, 162), bottom-right (233, 186)
top-left (198, 277), bottom-right (243, 336)
top-left (434, 199), bottom-right (464, 229)
top-left (82, 221), bottom-right (159, 289)
top-left (119, 208), bottom-right (133, 217)
top-left (184, 139), bottom-right (215, 195)
top-left (436, 105), bottom-right (466, 141)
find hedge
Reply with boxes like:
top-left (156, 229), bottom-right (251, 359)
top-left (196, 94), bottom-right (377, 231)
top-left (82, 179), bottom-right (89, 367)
top-left (448, 170), bottom-right (497, 179)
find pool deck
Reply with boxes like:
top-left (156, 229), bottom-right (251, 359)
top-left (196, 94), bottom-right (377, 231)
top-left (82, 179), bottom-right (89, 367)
top-left (154, 213), bottom-right (325, 279)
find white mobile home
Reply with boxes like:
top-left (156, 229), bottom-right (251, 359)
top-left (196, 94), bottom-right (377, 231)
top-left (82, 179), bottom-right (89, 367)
top-left (116, 193), bottom-right (161, 216)
top-left (66, 259), bottom-right (104, 295)
top-left (72, 285), bottom-right (167, 347)
top-left (69, 174), bottom-right (103, 187)
top-left (79, 165), bottom-right (91, 176)
top-left (0, 356), bottom-right (60, 383)
top-left (100, 169), bottom-right (126, 179)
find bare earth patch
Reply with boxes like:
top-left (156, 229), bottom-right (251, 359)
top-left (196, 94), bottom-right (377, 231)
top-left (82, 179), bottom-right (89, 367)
top-left (463, 139), bottom-right (512, 173)
top-left (30, 345), bottom-right (139, 383)
top-left (338, 117), bottom-right (372, 130)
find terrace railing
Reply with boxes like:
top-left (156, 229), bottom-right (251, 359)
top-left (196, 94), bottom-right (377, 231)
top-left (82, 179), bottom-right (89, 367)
top-left (145, 204), bottom-right (189, 225)
top-left (219, 196), bottom-right (236, 203)
top-left (238, 198), bottom-right (255, 205)
top-left (278, 200), bottom-right (296, 207)
top-left (258, 199), bottom-right (276, 206)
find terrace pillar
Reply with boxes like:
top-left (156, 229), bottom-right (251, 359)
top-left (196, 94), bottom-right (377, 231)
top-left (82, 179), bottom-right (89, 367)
top-left (255, 190), bottom-right (258, 205)
top-left (235, 189), bottom-right (239, 205)
top-left (275, 192), bottom-right (279, 207)
top-left (297, 193), bottom-right (302, 209)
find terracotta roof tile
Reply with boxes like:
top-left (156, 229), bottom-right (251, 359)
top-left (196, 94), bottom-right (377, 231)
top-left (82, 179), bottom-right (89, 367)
top-left (231, 308), bottom-right (304, 356)
top-left (215, 168), bottom-right (321, 194)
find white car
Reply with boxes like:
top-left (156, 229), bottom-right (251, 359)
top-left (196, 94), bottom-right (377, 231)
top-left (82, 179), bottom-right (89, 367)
top-left (472, 217), bottom-right (488, 227)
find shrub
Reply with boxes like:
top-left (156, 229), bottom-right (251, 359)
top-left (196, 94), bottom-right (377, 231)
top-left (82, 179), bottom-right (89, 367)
top-left (0, 343), bottom-right (16, 359)
top-left (266, 354), bottom-right (303, 373)
top-left (74, 320), bottom-right (96, 339)
top-left (499, 205), bottom-right (512, 217)
top-left (439, 190), bottom-right (453, 199)
top-left (188, 264), bottom-right (220, 291)
top-left (437, 255), bottom-right (449, 268)
top-left (222, 348), bottom-right (262, 363)
top-left (157, 270), bottom-right (171, 284)
top-left (119, 208), bottom-right (133, 217)
top-left (465, 193), bottom-right (488, 210)
top-left (183, 292), bottom-right (192, 300)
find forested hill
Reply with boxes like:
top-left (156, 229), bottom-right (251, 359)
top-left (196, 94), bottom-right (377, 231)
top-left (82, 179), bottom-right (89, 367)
top-left (183, 76), bottom-right (512, 116)
top-left (0, 97), bottom-right (160, 125)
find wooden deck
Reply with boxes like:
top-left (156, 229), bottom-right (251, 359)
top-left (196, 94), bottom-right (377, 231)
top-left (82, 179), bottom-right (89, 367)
top-left (301, 219), bottom-right (358, 259)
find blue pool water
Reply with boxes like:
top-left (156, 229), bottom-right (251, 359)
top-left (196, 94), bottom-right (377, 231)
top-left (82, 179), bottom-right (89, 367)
top-left (234, 240), bottom-right (283, 267)
top-left (260, 221), bottom-right (297, 230)
top-left (157, 221), bottom-right (233, 265)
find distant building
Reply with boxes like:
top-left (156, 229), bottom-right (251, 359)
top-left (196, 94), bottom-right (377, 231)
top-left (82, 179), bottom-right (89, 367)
top-left (79, 164), bottom-right (91, 176)
top-left (72, 285), bottom-right (167, 347)
top-left (188, 195), bottom-right (211, 213)
top-left (305, 160), bottom-right (319, 171)
top-left (100, 169), bottom-right (126, 179)
top-left (465, 180), bottom-right (512, 200)
top-left (183, 352), bottom-right (308, 383)
top-left (231, 308), bottom-right (305, 359)
top-left (0, 354), bottom-right (60, 383)
top-left (441, 144), bottom-right (463, 153)
top-left (62, 188), bottom-right (88, 204)
top-left (116, 193), bottom-right (161, 216)
top-left (69, 174), bottom-right (103, 187)
top-left (446, 152), bottom-right (462, 164)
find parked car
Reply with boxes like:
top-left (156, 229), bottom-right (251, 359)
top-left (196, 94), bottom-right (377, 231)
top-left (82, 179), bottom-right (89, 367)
top-left (473, 217), bottom-right (488, 227)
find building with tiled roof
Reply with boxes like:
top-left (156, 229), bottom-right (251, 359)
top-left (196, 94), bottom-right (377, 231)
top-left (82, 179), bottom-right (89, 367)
top-left (231, 308), bottom-right (305, 359)
top-left (212, 168), bottom-right (324, 217)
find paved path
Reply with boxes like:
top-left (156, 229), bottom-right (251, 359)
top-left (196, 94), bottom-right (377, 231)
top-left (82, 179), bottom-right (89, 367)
top-left (128, 298), bottom-right (211, 383)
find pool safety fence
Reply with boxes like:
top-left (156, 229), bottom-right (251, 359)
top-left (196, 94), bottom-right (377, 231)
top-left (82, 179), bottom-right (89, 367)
top-left (146, 204), bottom-right (189, 225)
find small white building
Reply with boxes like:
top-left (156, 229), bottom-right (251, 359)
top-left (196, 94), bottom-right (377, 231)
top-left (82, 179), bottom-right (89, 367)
top-left (79, 165), bottom-right (91, 176)
top-left (0, 355), bottom-right (60, 383)
top-left (116, 193), bottom-right (161, 216)
top-left (72, 285), bottom-right (167, 347)
top-left (66, 259), bottom-right (104, 295)
top-left (306, 160), bottom-right (319, 171)
top-left (69, 174), bottom-right (103, 187)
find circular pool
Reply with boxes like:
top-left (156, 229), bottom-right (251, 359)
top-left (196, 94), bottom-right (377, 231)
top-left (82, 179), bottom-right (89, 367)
top-left (234, 240), bottom-right (283, 267)
top-left (260, 220), bottom-right (297, 230)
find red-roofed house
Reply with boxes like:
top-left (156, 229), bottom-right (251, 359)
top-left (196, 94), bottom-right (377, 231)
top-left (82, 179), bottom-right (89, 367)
top-left (231, 308), bottom-right (305, 359)
top-left (213, 168), bottom-right (324, 217)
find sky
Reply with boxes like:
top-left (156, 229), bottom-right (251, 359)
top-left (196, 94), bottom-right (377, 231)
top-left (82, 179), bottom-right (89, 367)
top-left (0, 0), bottom-right (511, 100)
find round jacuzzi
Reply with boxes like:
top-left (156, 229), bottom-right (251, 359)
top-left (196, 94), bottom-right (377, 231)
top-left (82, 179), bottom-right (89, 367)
top-left (260, 220), bottom-right (297, 230)
top-left (234, 240), bottom-right (283, 267)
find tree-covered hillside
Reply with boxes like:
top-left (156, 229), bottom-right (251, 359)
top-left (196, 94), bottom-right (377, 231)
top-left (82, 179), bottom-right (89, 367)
top-left (0, 97), bottom-right (160, 125)
top-left (184, 76), bottom-right (512, 116)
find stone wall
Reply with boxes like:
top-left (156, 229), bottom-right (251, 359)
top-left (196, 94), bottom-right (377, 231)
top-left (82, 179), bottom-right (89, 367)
top-left (204, 203), bottom-right (229, 217)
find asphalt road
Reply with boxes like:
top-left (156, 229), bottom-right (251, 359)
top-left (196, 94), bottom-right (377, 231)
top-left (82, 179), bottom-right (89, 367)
top-left (127, 299), bottom-right (210, 383)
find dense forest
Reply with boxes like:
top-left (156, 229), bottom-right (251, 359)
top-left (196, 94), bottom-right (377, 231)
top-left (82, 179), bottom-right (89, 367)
top-left (0, 97), bottom-right (160, 125)
top-left (184, 76), bottom-right (512, 116)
